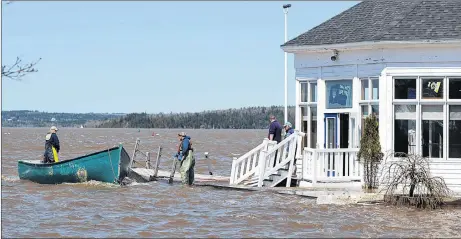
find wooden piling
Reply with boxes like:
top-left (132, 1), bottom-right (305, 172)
top-left (153, 146), bottom-right (162, 177)
top-left (204, 152), bottom-right (213, 175)
top-left (168, 158), bottom-right (178, 184)
top-left (146, 152), bottom-right (151, 169)
top-left (130, 138), bottom-right (140, 168)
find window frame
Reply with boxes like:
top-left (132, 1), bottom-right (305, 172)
top-left (448, 77), bottom-right (461, 101)
top-left (298, 79), bottom-right (318, 148)
top-left (358, 77), bottom-right (380, 146)
top-left (391, 76), bottom-right (461, 160)
top-left (325, 79), bottom-right (354, 109)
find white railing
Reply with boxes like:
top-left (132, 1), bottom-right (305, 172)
top-left (230, 130), bottom-right (305, 187)
top-left (257, 131), bottom-right (305, 187)
top-left (230, 139), bottom-right (271, 185)
top-left (302, 147), bottom-right (363, 184)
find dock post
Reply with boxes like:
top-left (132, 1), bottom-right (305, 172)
top-left (257, 150), bottom-right (268, 187)
top-left (230, 157), bottom-right (237, 185)
top-left (204, 152), bottom-right (213, 175)
top-left (130, 138), bottom-right (140, 168)
top-left (146, 152), bottom-right (150, 169)
top-left (153, 146), bottom-right (162, 178)
top-left (168, 158), bottom-right (178, 184)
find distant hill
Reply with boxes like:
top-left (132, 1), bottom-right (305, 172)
top-left (96, 106), bottom-right (296, 129)
top-left (1, 110), bottom-right (125, 128)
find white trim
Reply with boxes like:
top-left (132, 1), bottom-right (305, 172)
top-left (385, 67), bottom-right (461, 76)
top-left (281, 40), bottom-right (461, 53)
top-left (296, 77), bottom-right (317, 82)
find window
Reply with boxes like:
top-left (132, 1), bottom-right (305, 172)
top-left (301, 82), bottom-right (308, 103)
top-left (449, 105), bottom-right (461, 158)
top-left (361, 80), bottom-right (369, 100)
top-left (372, 79), bottom-right (379, 100)
top-left (394, 105), bottom-right (417, 155)
top-left (359, 77), bottom-right (379, 143)
top-left (392, 76), bottom-right (461, 159)
top-left (310, 83), bottom-right (317, 102)
top-left (395, 78), bottom-right (416, 99)
top-left (300, 81), bottom-right (317, 103)
top-left (449, 78), bottom-right (461, 99)
top-left (361, 105), bottom-right (368, 138)
top-left (300, 106), bottom-right (308, 147)
top-left (421, 105), bottom-right (443, 158)
top-left (422, 78), bottom-right (443, 99)
top-left (298, 79), bottom-right (317, 148)
top-left (326, 80), bottom-right (353, 109)
top-left (372, 105), bottom-right (379, 115)
top-left (310, 107), bottom-right (317, 148)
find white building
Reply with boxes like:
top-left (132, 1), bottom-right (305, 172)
top-left (230, 0), bottom-right (461, 194)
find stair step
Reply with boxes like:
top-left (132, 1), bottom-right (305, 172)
top-left (247, 182), bottom-right (258, 187)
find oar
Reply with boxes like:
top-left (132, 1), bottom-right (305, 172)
top-left (168, 157), bottom-right (178, 184)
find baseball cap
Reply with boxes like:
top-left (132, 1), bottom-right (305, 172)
top-left (283, 122), bottom-right (292, 128)
top-left (50, 126), bottom-right (58, 131)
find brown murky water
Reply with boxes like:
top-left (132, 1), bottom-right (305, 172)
top-left (2, 128), bottom-right (461, 238)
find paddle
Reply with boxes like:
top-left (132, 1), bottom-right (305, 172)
top-left (168, 157), bottom-right (178, 184)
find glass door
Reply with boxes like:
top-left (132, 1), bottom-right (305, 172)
top-left (324, 113), bottom-right (338, 149)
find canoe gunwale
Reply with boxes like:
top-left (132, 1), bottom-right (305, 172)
top-left (18, 146), bottom-right (121, 167)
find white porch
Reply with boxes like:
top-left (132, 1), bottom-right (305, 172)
top-left (297, 147), bottom-right (362, 187)
top-left (229, 131), bottom-right (364, 188)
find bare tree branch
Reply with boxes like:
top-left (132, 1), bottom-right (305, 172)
top-left (2, 57), bottom-right (42, 81)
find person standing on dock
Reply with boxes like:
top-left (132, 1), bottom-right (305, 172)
top-left (268, 115), bottom-right (282, 167)
top-left (175, 132), bottom-right (195, 185)
top-left (43, 126), bottom-right (60, 163)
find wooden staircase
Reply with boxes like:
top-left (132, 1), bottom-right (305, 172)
top-left (229, 131), bottom-right (305, 188)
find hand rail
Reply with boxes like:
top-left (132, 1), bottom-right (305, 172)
top-left (230, 138), bottom-right (270, 185)
top-left (257, 131), bottom-right (305, 187)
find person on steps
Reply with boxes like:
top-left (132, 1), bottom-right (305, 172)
top-left (283, 122), bottom-right (295, 140)
top-left (268, 115), bottom-right (282, 143)
top-left (174, 132), bottom-right (195, 186)
top-left (268, 115), bottom-right (283, 167)
top-left (283, 122), bottom-right (297, 175)
top-left (43, 126), bottom-right (60, 163)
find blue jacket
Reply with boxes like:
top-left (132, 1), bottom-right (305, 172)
top-left (285, 128), bottom-right (295, 139)
top-left (176, 136), bottom-right (192, 161)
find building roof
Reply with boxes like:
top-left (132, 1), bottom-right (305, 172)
top-left (282, 0), bottom-right (461, 47)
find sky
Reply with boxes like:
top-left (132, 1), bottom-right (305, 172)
top-left (2, 1), bottom-right (359, 114)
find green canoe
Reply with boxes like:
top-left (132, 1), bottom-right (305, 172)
top-left (17, 144), bottom-right (131, 184)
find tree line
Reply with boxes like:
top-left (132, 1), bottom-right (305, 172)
top-left (96, 106), bottom-right (296, 129)
top-left (2, 110), bottom-right (125, 128)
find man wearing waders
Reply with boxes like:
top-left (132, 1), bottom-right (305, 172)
top-left (43, 126), bottom-right (60, 163)
top-left (175, 132), bottom-right (195, 185)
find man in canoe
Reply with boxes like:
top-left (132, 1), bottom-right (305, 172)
top-left (174, 132), bottom-right (195, 185)
top-left (43, 126), bottom-right (60, 163)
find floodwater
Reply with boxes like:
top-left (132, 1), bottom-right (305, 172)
top-left (2, 128), bottom-right (461, 238)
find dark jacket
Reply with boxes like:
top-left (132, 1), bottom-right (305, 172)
top-left (268, 120), bottom-right (283, 143)
top-left (44, 132), bottom-right (60, 163)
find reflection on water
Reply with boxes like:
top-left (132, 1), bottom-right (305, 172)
top-left (2, 128), bottom-right (461, 238)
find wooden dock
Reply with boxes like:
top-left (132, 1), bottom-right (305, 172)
top-left (129, 167), bottom-right (229, 184)
top-left (126, 140), bottom-right (229, 185)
